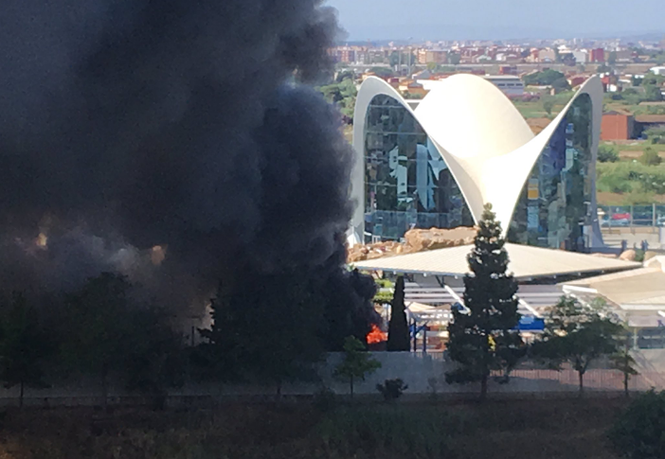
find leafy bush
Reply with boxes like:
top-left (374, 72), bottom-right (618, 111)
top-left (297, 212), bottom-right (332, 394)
top-left (375, 278), bottom-right (394, 289)
top-left (640, 147), bottom-right (663, 166)
top-left (523, 69), bottom-right (566, 86)
top-left (317, 406), bottom-right (458, 458)
top-left (542, 96), bottom-right (555, 116)
top-left (597, 161), bottom-right (665, 196)
top-left (312, 387), bottom-right (337, 412)
top-left (609, 390), bottom-right (665, 458)
top-left (598, 144), bottom-right (619, 162)
top-left (376, 378), bottom-right (408, 401)
top-left (645, 127), bottom-right (665, 145)
top-left (374, 278), bottom-right (394, 304)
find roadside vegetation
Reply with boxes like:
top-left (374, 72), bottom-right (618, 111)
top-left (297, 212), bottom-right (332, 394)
top-left (0, 398), bottom-right (627, 459)
top-left (596, 144), bottom-right (665, 205)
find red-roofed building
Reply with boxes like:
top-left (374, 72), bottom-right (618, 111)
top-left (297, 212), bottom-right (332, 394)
top-left (601, 111), bottom-right (635, 140)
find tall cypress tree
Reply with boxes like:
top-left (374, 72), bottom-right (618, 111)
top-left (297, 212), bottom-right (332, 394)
top-left (387, 276), bottom-right (410, 351)
top-left (445, 204), bottom-right (523, 399)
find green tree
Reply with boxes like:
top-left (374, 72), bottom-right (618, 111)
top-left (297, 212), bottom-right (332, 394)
top-left (597, 63), bottom-right (612, 73)
top-left (610, 332), bottom-right (639, 398)
top-left (373, 279), bottom-right (394, 305)
top-left (335, 70), bottom-right (355, 83)
top-left (122, 306), bottom-right (186, 405)
top-left (448, 53), bottom-right (461, 65)
top-left (639, 146), bottom-right (662, 166)
top-left (523, 69), bottom-right (566, 86)
top-left (609, 390), bottom-right (665, 459)
top-left (317, 78), bottom-right (357, 122)
top-left (0, 293), bottom-right (50, 407)
top-left (387, 276), bottom-right (410, 351)
top-left (59, 273), bottom-right (181, 407)
top-left (199, 272), bottom-right (325, 395)
top-left (368, 67), bottom-right (394, 79)
top-left (334, 336), bottom-right (381, 398)
top-left (59, 273), bottom-right (135, 408)
top-left (598, 144), bottom-right (619, 162)
top-left (551, 77), bottom-right (572, 91)
top-left (645, 126), bottom-right (665, 144)
top-left (542, 96), bottom-right (555, 117)
top-left (642, 74), bottom-right (665, 102)
top-left (532, 297), bottom-right (623, 395)
top-left (445, 204), bottom-right (524, 400)
top-left (608, 50), bottom-right (617, 65)
top-left (644, 84), bottom-right (664, 102)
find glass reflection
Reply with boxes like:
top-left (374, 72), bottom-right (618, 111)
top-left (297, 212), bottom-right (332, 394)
top-left (363, 95), bottom-right (473, 241)
top-left (508, 94), bottom-right (593, 251)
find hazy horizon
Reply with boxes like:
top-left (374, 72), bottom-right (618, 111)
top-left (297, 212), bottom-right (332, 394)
top-left (327, 0), bottom-right (665, 42)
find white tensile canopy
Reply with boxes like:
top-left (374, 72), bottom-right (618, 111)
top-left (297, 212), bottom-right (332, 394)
top-left (352, 243), bottom-right (641, 281)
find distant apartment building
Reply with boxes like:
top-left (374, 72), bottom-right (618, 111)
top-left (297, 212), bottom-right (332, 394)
top-left (417, 49), bottom-right (449, 65)
top-left (339, 48), bottom-right (356, 63)
top-left (538, 48), bottom-right (556, 62)
top-left (483, 75), bottom-right (524, 96)
top-left (615, 49), bottom-right (634, 62)
top-left (601, 111), bottom-right (634, 141)
top-left (330, 47), bottom-right (357, 63)
top-left (572, 50), bottom-right (588, 64)
top-left (590, 48), bottom-right (605, 63)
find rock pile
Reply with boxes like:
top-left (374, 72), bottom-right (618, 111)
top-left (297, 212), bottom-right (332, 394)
top-left (347, 227), bottom-right (477, 263)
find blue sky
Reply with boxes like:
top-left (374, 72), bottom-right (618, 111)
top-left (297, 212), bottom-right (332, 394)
top-left (326, 0), bottom-right (665, 41)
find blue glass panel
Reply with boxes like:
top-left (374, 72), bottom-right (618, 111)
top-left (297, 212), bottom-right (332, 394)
top-left (363, 95), bottom-right (473, 242)
top-left (508, 95), bottom-right (593, 251)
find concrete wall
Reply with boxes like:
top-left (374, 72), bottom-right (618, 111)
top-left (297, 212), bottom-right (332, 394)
top-left (1, 351), bottom-right (664, 407)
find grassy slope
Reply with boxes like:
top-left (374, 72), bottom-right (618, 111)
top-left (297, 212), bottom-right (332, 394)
top-left (0, 398), bottom-right (626, 459)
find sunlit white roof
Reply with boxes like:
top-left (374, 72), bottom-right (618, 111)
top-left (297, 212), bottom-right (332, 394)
top-left (352, 243), bottom-right (640, 280)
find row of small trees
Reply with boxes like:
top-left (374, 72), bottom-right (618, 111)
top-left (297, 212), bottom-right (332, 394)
top-left (0, 266), bottom-right (380, 406)
top-left (0, 204), bottom-right (639, 406)
top-left (0, 273), bottom-right (184, 407)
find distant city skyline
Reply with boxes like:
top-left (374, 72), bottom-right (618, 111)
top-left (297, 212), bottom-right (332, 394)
top-left (326, 0), bottom-right (665, 42)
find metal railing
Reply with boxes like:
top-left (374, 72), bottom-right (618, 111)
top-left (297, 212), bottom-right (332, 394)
top-left (599, 204), bottom-right (665, 231)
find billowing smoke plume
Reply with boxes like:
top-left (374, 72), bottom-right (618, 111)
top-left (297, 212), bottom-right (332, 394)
top-left (0, 0), bottom-right (367, 324)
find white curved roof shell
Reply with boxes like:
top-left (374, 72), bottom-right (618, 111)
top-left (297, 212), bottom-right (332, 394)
top-left (351, 74), bottom-right (603, 244)
top-left (353, 242), bottom-right (640, 280)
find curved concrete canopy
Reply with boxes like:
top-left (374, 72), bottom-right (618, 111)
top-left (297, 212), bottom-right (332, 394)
top-left (351, 74), bottom-right (603, 245)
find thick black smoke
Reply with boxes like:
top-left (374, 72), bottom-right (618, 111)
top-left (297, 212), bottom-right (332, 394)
top-left (0, 0), bottom-right (371, 326)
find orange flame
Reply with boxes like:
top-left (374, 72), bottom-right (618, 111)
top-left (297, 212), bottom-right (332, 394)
top-left (366, 324), bottom-right (387, 344)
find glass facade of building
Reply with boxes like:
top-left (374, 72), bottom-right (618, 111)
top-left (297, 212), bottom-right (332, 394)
top-left (508, 95), bottom-right (594, 251)
top-left (363, 94), bottom-right (473, 241)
